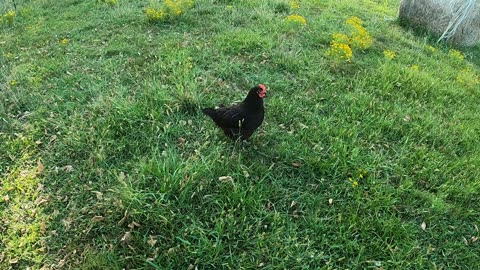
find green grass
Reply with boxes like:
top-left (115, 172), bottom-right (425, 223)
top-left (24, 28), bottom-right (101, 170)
top-left (1, 0), bottom-right (480, 268)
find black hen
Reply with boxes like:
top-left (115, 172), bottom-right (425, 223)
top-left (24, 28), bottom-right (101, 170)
top-left (202, 84), bottom-right (267, 140)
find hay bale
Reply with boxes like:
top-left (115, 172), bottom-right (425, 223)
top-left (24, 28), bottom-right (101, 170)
top-left (399, 0), bottom-right (480, 47)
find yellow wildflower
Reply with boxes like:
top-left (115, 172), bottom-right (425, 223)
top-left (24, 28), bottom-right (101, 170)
top-left (426, 45), bottom-right (436, 53)
top-left (285, 14), bottom-right (307, 26)
top-left (348, 177), bottom-right (359, 188)
top-left (165, 0), bottom-right (182, 15)
top-left (5, 10), bottom-right (16, 18)
top-left (344, 16), bottom-right (372, 50)
top-left (346, 16), bottom-right (363, 27)
top-left (456, 66), bottom-right (479, 88)
top-left (10, 80), bottom-right (17, 86)
top-left (146, 7), bottom-right (166, 21)
top-left (326, 42), bottom-right (353, 62)
top-left (359, 169), bottom-right (367, 179)
top-left (332, 33), bottom-right (350, 44)
top-left (60, 38), bottom-right (69, 45)
top-left (350, 28), bottom-right (372, 49)
top-left (289, 0), bottom-right (300, 10)
top-left (449, 49), bottom-right (464, 62)
top-left (383, 50), bottom-right (395, 60)
top-left (5, 10), bottom-right (16, 25)
top-left (146, 0), bottom-right (193, 21)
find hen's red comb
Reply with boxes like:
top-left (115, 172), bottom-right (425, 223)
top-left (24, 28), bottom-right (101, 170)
top-left (258, 84), bottom-right (266, 91)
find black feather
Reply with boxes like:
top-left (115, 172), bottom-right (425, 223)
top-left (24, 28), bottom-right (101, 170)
top-left (202, 108), bottom-right (216, 117)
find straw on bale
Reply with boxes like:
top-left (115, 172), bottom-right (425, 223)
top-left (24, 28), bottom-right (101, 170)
top-left (399, 0), bottom-right (480, 47)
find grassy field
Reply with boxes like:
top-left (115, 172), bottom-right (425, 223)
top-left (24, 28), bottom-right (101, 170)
top-left (1, 0), bottom-right (480, 268)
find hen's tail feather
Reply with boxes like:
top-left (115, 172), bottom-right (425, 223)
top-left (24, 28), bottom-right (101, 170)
top-left (202, 108), bottom-right (216, 117)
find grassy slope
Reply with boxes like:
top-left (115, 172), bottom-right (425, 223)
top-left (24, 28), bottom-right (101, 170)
top-left (1, 0), bottom-right (479, 268)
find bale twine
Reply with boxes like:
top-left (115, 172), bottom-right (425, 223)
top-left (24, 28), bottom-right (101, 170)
top-left (399, 0), bottom-right (480, 47)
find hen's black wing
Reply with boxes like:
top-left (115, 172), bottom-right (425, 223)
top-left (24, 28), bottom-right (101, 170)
top-left (202, 105), bottom-right (248, 139)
